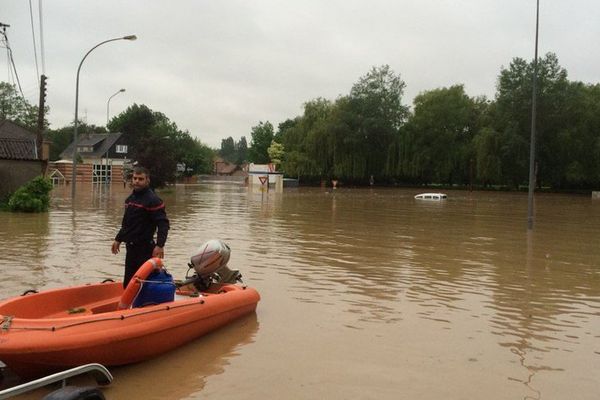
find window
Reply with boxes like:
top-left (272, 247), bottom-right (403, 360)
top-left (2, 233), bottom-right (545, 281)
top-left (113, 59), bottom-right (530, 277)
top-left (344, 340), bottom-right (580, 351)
top-left (116, 145), bottom-right (128, 154)
top-left (92, 163), bottom-right (112, 184)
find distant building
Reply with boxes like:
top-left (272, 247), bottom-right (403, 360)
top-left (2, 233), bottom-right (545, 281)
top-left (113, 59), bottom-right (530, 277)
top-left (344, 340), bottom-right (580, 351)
top-left (53, 132), bottom-right (130, 184)
top-left (213, 157), bottom-right (247, 176)
top-left (0, 119), bottom-right (49, 198)
top-left (248, 163), bottom-right (283, 192)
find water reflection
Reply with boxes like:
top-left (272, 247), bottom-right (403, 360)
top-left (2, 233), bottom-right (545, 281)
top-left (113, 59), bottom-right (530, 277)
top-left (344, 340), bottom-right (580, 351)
top-left (105, 314), bottom-right (259, 400)
top-left (2, 314), bottom-right (258, 399)
top-left (0, 211), bottom-right (49, 290)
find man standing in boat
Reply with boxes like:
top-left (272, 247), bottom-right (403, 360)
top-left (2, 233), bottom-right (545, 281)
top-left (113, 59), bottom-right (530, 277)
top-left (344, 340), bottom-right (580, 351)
top-left (111, 166), bottom-right (170, 287)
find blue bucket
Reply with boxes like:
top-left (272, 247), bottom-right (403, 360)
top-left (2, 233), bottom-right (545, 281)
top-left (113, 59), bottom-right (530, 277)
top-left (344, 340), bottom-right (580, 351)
top-left (133, 269), bottom-right (176, 308)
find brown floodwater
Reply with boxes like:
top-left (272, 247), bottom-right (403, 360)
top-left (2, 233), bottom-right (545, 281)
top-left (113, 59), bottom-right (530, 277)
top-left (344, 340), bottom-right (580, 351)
top-left (1, 183), bottom-right (599, 399)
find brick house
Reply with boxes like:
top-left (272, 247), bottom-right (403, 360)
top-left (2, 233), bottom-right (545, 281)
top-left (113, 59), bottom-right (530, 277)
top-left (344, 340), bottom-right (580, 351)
top-left (55, 132), bottom-right (130, 184)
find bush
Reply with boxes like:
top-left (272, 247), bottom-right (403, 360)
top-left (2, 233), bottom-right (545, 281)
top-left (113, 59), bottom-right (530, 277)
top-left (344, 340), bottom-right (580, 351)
top-left (8, 176), bottom-right (53, 212)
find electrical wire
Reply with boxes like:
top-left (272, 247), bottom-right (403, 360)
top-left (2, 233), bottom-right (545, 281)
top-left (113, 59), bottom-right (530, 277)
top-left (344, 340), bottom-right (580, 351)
top-left (8, 44), bottom-right (25, 98)
top-left (39, 0), bottom-right (46, 74)
top-left (28, 0), bottom-right (40, 86)
top-left (1, 27), bottom-right (25, 98)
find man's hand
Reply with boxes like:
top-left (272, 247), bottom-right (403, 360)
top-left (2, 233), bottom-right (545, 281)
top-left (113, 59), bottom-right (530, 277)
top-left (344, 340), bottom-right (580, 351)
top-left (111, 240), bottom-right (121, 254)
top-left (152, 246), bottom-right (164, 258)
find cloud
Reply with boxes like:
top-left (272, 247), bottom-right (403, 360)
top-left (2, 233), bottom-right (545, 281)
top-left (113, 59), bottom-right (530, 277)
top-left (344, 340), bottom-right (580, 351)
top-left (2, 0), bottom-right (599, 148)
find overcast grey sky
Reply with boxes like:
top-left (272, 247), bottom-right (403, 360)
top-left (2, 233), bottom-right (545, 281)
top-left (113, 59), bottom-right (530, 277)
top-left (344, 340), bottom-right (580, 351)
top-left (2, 1), bottom-right (599, 148)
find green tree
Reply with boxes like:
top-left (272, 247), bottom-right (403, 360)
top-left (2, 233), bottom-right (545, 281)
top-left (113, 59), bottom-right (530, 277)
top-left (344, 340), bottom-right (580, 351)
top-left (218, 136), bottom-right (249, 165)
top-left (248, 121), bottom-right (274, 163)
top-left (193, 141), bottom-right (216, 175)
top-left (473, 127), bottom-right (502, 185)
top-left (267, 140), bottom-right (285, 168)
top-left (349, 65), bottom-right (409, 130)
top-left (171, 130), bottom-right (214, 176)
top-left (236, 136), bottom-right (248, 164)
top-left (493, 53), bottom-right (570, 188)
top-left (333, 65), bottom-right (409, 180)
top-left (0, 81), bottom-right (42, 129)
top-left (220, 137), bottom-right (236, 162)
top-left (108, 104), bottom-right (165, 156)
top-left (403, 85), bottom-right (482, 184)
top-left (276, 116), bottom-right (317, 178)
top-left (110, 104), bottom-right (208, 187)
top-left (275, 119), bottom-right (297, 143)
top-left (135, 124), bottom-right (177, 188)
top-left (551, 81), bottom-right (600, 188)
top-left (301, 98), bottom-right (335, 178)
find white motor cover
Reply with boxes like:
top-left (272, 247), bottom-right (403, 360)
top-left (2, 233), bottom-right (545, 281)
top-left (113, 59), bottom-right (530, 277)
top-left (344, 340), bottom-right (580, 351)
top-left (190, 239), bottom-right (231, 278)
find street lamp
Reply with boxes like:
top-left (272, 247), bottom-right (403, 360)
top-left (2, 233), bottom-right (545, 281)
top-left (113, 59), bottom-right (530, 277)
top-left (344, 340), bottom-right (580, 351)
top-left (71, 35), bottom-right (137, 199)
top-left (107, 88), bottom-right (125, 126)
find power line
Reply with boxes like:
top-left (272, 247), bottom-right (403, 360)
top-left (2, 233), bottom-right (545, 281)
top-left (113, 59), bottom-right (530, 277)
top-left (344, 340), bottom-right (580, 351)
top-left (28, 0), bottom-right (41, 85)
top-left (39, 0), bottom-right (46, 74)
top-left (0, 23), bottom-right (25, 99)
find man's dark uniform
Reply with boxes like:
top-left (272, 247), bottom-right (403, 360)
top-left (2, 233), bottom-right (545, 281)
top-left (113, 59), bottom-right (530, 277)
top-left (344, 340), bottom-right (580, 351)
top-left (115, 187), bottom-right (169, 287)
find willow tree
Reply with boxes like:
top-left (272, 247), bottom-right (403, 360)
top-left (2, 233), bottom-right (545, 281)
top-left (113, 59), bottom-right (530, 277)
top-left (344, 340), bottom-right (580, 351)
top-left (401, 85), bottom-right (483, 184)
top-left (544, 81), bottom-right (600, 189)
top-left (277, 99), bottom-right (334, 178)
top-left (494, 53), bottom-right (570, 188)
top-left (473, 127), bottom-right (502, 186)
top-left (331, 65), bottom-right (409, 180)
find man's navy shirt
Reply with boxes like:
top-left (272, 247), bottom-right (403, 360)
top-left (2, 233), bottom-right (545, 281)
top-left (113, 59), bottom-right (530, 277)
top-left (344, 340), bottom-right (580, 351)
top-left (115, 187), bottom-right (169, 247)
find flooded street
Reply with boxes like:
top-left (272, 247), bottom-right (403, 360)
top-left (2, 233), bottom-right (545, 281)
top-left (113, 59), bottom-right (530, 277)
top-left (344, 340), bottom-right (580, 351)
top-left (1, 184), bottom-right (599, 399)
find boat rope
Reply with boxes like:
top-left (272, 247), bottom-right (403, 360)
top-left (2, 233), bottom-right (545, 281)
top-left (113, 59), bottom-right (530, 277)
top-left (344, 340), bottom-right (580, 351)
top-left (137, 278), bottom-right (176, 285)
top-left (0, 296), bottom-right (237, 332)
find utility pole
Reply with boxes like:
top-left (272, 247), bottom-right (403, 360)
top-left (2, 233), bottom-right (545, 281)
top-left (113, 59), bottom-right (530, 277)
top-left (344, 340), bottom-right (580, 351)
top-left (37, 74), bottom-right (48, 175)
top-left (527, 0), bottom-right (540, 230)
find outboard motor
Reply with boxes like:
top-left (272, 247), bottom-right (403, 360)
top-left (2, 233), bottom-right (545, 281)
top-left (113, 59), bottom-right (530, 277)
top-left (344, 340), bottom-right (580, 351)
top-left (191, 239), bottom-right (231, 276)
top-left (182, 239), bottom-right (242, 291)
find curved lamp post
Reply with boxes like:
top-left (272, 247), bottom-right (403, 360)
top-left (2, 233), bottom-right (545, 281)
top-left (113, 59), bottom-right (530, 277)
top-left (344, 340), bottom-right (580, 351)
top-left (71, 35), bottom-right (137, 199)
top-left (107, 88), bottom-right (125, 126)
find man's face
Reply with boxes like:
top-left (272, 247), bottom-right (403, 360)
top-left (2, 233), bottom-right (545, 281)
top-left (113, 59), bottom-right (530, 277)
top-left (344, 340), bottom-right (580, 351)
top-left (131, 172), bottom-right (150, 191)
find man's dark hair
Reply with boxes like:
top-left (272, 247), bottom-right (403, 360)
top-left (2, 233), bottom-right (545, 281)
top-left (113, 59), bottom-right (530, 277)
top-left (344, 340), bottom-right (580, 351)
top-left (132, 166), bottom-right (150, 177)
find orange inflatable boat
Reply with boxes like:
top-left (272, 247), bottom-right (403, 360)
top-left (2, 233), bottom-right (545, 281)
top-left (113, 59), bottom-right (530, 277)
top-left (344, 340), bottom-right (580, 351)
top-left (0, 241), bottom-right (260, 379)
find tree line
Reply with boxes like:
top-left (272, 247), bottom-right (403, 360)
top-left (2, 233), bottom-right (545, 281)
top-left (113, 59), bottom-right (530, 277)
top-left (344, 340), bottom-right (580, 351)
top-left (241, 54), bottom-right (600, 190)
top-left (3, 52), bottom-right (600, 190)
